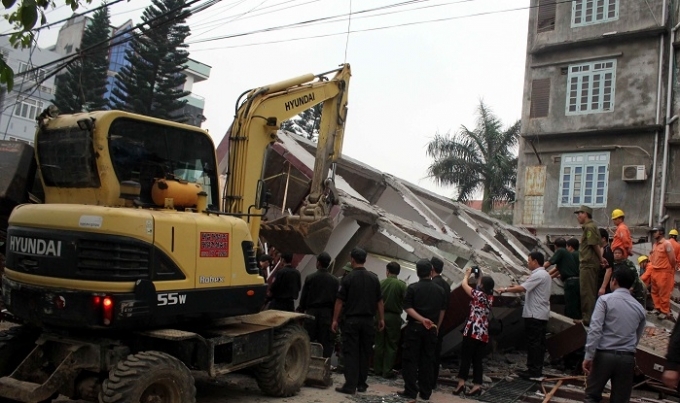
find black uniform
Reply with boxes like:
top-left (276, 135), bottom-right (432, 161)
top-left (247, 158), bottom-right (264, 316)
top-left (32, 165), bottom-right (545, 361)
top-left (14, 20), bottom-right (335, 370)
top-left (667, 319), bottom-right (680, 392)
top-left (430, 275), bottom-right (450, 389)
top-left (402, 278), bottom-right (446, 400)
top-left (269, 265), bottom-right (301, 311)
top-left (299, 268), bottom-right (339, 357)
top-left (337, 267), bottom-right (382, 392)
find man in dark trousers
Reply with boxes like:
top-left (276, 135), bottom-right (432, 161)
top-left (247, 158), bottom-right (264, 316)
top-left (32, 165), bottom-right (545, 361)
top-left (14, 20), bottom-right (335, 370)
top-left (268, 252), bottom-right (301, 312)
top-left (332, 247), bottom-right (385, 395)
top-left (429, 256), bottom-right (450, 390)
top-left (373, 261), bottom-right (407, 378)
top-left (397, 259), bottom-right (446, 401)
top-left (298, 251), bottom-right (339, 358)
top-left (663, 318), bottom-right (680, 392)
top-left (583, 268), bottom-right (646, 403)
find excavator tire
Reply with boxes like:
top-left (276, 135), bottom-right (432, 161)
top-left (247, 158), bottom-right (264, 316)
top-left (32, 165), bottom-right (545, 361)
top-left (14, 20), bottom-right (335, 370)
top-left (0, 325), bottom-right (39, 377)
top-left (99, 351), bottom-right (196, 403)
top-left (255, 323), bottom-right (311, 397)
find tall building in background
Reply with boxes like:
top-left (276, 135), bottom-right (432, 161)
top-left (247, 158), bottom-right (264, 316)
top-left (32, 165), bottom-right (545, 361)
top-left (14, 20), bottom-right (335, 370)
top-left (514, 0), bottom-right (680, 240)
top-left (0, 37), bottom-right (61, 144)
top-left (51, 14), bottom-right (211, 127)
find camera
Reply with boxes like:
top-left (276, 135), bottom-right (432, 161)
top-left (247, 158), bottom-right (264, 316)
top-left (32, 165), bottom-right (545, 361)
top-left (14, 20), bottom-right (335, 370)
top-left (471, 266), bottom-right (481, 278)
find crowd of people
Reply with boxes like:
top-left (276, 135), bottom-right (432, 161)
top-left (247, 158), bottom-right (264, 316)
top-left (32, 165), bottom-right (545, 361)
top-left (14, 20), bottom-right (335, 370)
top-left (256, 208), bottom-right (680, 401)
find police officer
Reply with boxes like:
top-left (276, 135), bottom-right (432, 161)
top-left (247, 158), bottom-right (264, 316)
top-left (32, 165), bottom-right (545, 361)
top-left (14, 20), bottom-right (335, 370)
top-left (298, 251), bottom-right (339, 357)
top-left (397, 259), bottom-right (446, 401)
top-left (373, 261), bottom-right (407, 378)
top-left (332, 247), bottom-right (385, 395)
top-left (268, 252), bottom-right (301, 312)
top-left (430, 256), bottom-right (450, 390)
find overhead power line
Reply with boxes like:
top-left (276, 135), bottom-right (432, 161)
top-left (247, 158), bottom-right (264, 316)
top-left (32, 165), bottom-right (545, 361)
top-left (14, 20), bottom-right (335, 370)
top-left (10, 0), bottom-right (221, 106)
top-left (0, 0), bottom-right (128, 38)
top-left (189, 0), bottom-right (571, 49)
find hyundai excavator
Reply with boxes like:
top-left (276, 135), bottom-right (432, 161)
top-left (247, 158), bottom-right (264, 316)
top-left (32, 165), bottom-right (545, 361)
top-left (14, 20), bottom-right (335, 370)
top-left (0, 64), bottom-right (350, 403)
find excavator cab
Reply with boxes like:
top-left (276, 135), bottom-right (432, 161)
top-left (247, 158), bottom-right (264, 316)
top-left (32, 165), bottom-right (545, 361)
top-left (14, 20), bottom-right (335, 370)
top-left (221, 64), bottom-right (351, 255)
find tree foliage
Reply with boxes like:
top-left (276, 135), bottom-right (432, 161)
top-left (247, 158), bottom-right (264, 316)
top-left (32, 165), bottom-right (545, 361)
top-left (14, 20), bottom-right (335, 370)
top-left (1, 0), bottom-right (92, 91)
top-left (52, 5), bottom-right (110, 113)
top-left (110, 0), bottom-right (191, 121)
top-left (280, 103), bottom-right (322, 141)
top-left (426, 101), bottom-right (519, 213)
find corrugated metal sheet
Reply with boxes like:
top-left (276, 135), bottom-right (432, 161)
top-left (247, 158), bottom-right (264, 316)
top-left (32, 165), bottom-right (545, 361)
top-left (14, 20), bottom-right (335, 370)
top-left (524, 166), bottom-right (546, 196)
top-left (530, 78), bottom-right (551, 118)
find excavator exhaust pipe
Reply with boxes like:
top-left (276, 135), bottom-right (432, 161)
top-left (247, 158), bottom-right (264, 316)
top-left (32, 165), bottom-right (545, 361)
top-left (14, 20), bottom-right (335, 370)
top-left (260, 215), bottom-right (334, 256)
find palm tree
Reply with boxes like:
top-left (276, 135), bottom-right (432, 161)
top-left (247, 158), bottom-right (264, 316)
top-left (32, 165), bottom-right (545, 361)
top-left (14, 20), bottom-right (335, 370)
top-left (426, 101), bottom-right (520, 213)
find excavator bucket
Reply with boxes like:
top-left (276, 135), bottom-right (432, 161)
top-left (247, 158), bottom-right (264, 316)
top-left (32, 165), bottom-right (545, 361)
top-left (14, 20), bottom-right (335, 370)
top-left (260, 215), bottom-right (334, 255)
top-left (305, 342), bottom-right (332, 388)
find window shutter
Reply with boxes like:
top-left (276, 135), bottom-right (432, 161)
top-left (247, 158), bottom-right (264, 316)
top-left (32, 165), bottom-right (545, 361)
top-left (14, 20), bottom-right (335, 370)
top-left (530, 78), bottom-right (550, 118)
top-left (537, 0), bottom-right (556, 33)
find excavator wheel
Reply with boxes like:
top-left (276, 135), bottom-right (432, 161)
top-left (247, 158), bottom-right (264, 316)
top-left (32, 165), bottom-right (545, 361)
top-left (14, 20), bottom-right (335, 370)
top-left (0, 325), bottom-right (39, 377)
top-left (255, 323), bottom-right (311, 397)
top-left (99, 351), bottom-right (196, 403)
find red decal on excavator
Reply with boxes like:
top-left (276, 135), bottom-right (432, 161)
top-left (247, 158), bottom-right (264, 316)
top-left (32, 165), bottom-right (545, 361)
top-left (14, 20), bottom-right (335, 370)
top-left (200, 232), bottom-right (229, 257)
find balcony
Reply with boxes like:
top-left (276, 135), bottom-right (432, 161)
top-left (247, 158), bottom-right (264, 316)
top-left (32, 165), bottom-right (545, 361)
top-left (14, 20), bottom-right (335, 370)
top-left (182, 92), bottom-right (205, 110)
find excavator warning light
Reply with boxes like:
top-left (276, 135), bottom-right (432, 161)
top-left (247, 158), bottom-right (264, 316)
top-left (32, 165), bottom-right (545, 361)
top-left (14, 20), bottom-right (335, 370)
top-left (102, 296), bottom-right (114, 326)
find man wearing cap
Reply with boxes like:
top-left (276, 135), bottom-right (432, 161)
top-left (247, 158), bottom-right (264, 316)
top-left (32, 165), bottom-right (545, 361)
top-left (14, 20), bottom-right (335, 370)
top-left (611, 209), bottom-right (633, 258)
top-left (668, 229), bottom-right (680, 270)
top-left (640, 227), bottom-right (676, 320)
top-left (430, 256), bottom-right (450, 389)
top-left (373, 261), bottom-right (407, 379)
top-left (575, 205), bottom-right (608, 325)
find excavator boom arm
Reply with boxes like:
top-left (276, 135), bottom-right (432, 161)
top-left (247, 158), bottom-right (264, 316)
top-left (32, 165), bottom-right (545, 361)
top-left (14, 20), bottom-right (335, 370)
top-left (221, 64), bottom-right (351, 253)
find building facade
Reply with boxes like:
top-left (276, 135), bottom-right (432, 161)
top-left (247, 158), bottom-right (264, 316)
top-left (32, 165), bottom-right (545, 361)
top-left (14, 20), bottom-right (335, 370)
top-left (514, 0), bottom-right (680, 240)
top-left (0, 38), bottom-right (61, 144)
top-left (52, 15), bottom-right (211, 127)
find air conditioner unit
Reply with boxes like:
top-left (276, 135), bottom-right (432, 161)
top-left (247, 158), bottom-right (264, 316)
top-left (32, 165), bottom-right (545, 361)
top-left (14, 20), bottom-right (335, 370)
top-left (622, 165), bottom-right (647, 181)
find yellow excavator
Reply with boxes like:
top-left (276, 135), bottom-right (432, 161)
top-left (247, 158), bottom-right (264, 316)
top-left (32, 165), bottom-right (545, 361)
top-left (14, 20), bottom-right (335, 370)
top-left (0, 64), bottom-right (350, 403)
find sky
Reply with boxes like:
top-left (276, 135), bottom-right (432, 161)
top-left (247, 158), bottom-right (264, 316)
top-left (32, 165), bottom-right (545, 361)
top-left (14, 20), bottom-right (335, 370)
top-left (3, 0), bottom-right (530, 200)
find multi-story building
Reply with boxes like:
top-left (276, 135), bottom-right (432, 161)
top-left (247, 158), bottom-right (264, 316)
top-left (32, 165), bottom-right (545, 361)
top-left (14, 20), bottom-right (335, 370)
top-left (52, 14), bottom-right (211, 127)
top-left (0, 37), bottom-right (61, 144)
top-left (514, 0), bottom-right (679, 240)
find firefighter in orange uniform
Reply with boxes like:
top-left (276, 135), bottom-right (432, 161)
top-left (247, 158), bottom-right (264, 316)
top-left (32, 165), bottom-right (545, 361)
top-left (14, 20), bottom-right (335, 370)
top-left (640, 227), bottom-right (677, 320)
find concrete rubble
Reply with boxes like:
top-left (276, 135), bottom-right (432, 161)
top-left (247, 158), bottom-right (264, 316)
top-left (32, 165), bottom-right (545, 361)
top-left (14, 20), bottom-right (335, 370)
top-left (230, 130), bottom-right (680, 402)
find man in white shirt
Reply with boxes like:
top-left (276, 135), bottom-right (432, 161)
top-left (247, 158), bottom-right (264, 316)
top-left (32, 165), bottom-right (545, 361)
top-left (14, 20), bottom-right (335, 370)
top-left (496, 251), bottom-right (551, 379)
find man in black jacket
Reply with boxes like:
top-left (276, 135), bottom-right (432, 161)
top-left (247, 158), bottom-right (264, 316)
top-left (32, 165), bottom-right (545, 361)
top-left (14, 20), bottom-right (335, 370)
top-left (298, 251), bottom-right (339, 357)
top-left (268, 252), bottom-right (301, 312)
top-left (398, 259), bottom-right (446, 401)
top-left (429, 256), bottom-right (449, 390)
top-left (332, 247), bottom-right (384, 395)
top-left (663, 319), bottom-right (680, 391)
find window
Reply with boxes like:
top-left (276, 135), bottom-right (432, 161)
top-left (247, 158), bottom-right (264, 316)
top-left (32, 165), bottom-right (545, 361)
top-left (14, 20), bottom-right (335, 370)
top-left (530, 78), bottom-right (550, 118)
top-left (572, 0), bottom-right (618, 26)
top-left (559, 152), bottom-right (609, 207)
top-left (14, 98), bottom-right (44, 120)
top-left (18, 62), bottom-right (46, 82)
top-left (566, 60), bottom-right (615, 115)
top-left (537, 0), bottom-right (556, 33)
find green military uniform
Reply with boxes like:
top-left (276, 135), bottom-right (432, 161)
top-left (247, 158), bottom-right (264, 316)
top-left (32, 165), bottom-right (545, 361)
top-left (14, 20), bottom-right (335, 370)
top-left (579, 218), bottom-right (601, 325)
top-left (549, 248), bottom-right (581, 319)
top-left (612, 259), bottom-right (647, 307)
top-left (373, 275), bottom-right (407, 378)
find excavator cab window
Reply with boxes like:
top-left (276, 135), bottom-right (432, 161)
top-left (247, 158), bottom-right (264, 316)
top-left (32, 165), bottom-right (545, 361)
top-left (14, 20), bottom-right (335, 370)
top-left (108, 118), bottom-right (219, 206)
top-left (36, 126), bottom-right (101, 188)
